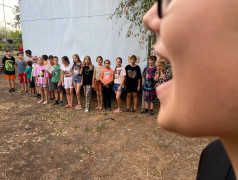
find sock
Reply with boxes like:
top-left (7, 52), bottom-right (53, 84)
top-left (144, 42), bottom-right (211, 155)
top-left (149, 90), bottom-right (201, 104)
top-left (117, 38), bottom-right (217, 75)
top-left (145, 109), bottom-right (149, 112)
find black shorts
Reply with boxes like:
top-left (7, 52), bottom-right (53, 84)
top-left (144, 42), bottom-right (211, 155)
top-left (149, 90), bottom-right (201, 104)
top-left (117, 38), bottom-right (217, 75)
top-left (126, 87), bottom-right (138, 93)
top-left (52, 82), bottom-right (64, 91)
top-left (28, 79), bottom-right (35, 88)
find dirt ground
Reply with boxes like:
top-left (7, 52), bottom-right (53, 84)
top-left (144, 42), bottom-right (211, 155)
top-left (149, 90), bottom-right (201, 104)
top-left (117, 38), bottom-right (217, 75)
top-left (0, 71), bottom-right (215, 180)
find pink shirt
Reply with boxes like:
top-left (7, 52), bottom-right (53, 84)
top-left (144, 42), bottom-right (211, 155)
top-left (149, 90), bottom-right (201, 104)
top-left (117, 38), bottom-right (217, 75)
top-left (101, 68), bottom-right (114, 84)
top-left (114, 67), bottom-right (126, 87)
top-left (34, 65), bottom-right (49, 85)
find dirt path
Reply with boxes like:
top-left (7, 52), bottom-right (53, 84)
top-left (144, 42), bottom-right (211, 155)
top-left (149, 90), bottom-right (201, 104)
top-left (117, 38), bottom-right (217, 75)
top-left (0, 72), bottom-right (214, 179)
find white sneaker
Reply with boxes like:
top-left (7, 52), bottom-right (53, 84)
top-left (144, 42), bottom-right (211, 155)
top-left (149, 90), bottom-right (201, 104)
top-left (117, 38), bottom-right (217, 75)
top-left (84, 109), bottom-right (89, 113)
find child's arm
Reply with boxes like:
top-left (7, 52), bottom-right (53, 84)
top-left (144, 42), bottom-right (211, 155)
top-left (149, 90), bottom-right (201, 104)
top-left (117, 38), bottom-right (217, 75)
top-left (100, 72), bottom-right (105, 85)
top-left (92, 70), bottom-right (96, 88)
top-left (154, 72), bottom-right (160, 81)
top-left (118, 75), bottom-right (125, 91)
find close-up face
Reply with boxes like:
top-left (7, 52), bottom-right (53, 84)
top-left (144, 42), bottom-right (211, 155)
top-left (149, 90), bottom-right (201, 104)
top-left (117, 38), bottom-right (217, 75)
top-left (116, 59), bottom-right (122, 67)
top-left (104, 61), bottom-right (110, 68)
top-left (17, 54), bottom-right (23, 60)
top-left (84, 57), bottom-right (90, 65)
top-left (130, 58), bottom-right (136, 65)
top-left (38, 57), bottom-right (43, 65)
top-left (53, 58), bottom-right (58, 65)
top-left (49, 58), bottom-right (53, 63)
top-left (156, 63), bottom-right (163, 71)
top-left (73, 56), bottom-right (78, 63)
top-left (143, 1), bottom-right (238, 137)
top-left (33, 59), bottom-right (37, 63)
top-left (25, 53), bottom-right (29, 57)
top-left (97, 58), bottom-right (103, 65)
top-left (148, 59), bottom-right (155, 66)
top-left (61, 58), bottom-right (65, 65)
top-left (6, 51), bottom-right (12, 56)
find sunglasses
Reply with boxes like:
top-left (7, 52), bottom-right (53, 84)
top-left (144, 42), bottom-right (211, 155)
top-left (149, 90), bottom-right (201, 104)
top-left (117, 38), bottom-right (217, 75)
top-left (158, 0), bottom-right (172, 18)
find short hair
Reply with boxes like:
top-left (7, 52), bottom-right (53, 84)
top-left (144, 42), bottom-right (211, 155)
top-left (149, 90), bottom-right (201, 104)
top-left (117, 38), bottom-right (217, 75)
top-left (42, 55), bottom-right (48, 61)
top-left (27, 61), bottom-right (32, 67)
top-left (25, 50), bottom-right (32, 55)
top-left (116, 57), bottom-right (122, 63)
top-left (130, 55), bottom-right (137, 60)
top-left (149, 56), bottom-right (157, 61)
top-left (49, 55), bottom-right (53, 60)
top-left (17, 52), bottom-right (23, 56)
top-left (104, 59), bottom-right (110, 64)
top-left (96, 56), bottom-right (103, 62)
top-left (53, 56), bottom-right (58, 59)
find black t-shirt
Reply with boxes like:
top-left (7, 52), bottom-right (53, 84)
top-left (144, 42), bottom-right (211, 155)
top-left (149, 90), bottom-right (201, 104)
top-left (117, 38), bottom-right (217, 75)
top-left (125, 65), bottom-right (141, 88)
top-left (2, 56), bottom-right (15, 75)
top-left (197, 139), bottom-right (236, 180)
top-left (82, 66), bottom-right (93, 86)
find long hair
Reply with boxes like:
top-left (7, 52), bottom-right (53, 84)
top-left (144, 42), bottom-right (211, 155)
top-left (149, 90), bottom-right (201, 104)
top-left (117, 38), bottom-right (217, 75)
top-left (83, 56), bottom-right (93, 70)
top-left (73, 54), bottom-right (81, 64)
top-left (62, 56), bottom-right (70, 65)
top-left (115, 57), bottom-right (122, 73)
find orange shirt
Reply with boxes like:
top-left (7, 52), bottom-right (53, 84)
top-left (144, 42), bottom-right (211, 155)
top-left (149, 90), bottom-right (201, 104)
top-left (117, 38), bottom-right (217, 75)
top-left (44, 61), bottom-right (48, 65)
top-left (101, 68), bottom-right (114, 84)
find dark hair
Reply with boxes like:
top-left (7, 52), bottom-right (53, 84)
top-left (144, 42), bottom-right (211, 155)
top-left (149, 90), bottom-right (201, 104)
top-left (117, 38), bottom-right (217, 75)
top-left (5, 49), bottom-right (12, 52)
top-left (130, 55), bottom-right (137, 60)
top-left (62, 56), bottom-right (70, 65)
top-left (27, 61), bottom-right (32, 67)
top-left (115, 57), bottom-right (122, 72)
top-left (17, 52), bottom-right (23, 56)
top-left (73, 54), bottom-right (81, 64)
top-left (96, 56), bottom-right (103, 62)
top-left (53, 56), bottom-right (58, 59)
top-left (42, 55), bottom-right (48, 61)
top-left (149, 56), bottom-right (157, 61)
top-left (49, 55), bottom-right (53, 60)
top-left (104, 59), bottom-right (110, 64)
top-left (25, 50), bottom-right (32, 55)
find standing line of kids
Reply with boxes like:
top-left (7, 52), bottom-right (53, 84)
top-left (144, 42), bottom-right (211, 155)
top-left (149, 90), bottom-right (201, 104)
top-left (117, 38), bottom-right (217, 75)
top-left (2, 49), bottom-right (172, 115)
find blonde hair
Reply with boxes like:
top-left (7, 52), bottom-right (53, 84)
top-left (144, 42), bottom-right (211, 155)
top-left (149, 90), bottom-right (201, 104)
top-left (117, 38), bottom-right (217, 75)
top-left (83, 56), bottom-right (93, 70)
top-left (157, 60), bottom-right (166, 71)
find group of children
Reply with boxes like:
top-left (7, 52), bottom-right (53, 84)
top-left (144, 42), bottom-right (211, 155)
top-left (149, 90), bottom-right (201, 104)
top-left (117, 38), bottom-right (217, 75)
top-left (2, 49), bottom-right (172, 115)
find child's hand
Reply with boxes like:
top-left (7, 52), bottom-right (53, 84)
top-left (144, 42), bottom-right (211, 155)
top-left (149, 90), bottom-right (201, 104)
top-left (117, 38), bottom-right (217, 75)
top-left (118, 86), bottom-right (121, 91)
top-left (137, 86), bottom-right (140, 92)
top-left (58, 82), bottom-right (61, 87)
top-left (79, 83), bottom-right (83, 87)
top-left (62, 83), bottom-right (65, 87)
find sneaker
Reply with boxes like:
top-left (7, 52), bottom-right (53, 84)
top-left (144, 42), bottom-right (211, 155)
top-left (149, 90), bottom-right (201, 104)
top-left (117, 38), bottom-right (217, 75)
top-left (9, 89), bottom-right (12, 93)
top-left (37, 94), bottom-right (41, 98)
top-left (50, 97), bottom-right (54, 100)
top-left (150, 110), bottom-right (154, 115)
top-left (75, 104), bottom-right (83, 110)
top-left (60, 101), bottom-right (64, 106)
top-left (53, 100), bottom-right (59, 105)
top-left (12, 88), bottom-right (15, 93)
top-left (84, 109), bottom-right (89, 113)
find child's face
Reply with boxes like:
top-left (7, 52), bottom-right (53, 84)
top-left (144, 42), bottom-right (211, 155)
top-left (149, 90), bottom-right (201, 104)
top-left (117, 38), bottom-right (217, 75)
top-left (53, 58), bottom-right (58, 65)
top-left (116, 59), bottom-right (122, 67)
top-left (97, 58), bottom-right (103, 65)
top-left (156, 63), bottom-right (163, 71)
top-left (6, 51), bottom-right (12, 56)
top-left (148, 59), bottom-right (155, 66)
top-left (33, 59), bottom-right (37, 64)
top-left (26, 53), bottom-right (29, 57)
top-left (104, 61), bottom-right (110, 68)
top-left (143, 1), bottom-right (238, 137)
top-left (38, 58), bottom-right (43, 65)
top-left (130, 58), bottom-right (136, 65)
top-left (84, 58), bottom-right (90, 65)
top-left (73, 56), bottom-right (78, 63)
top-left (49, 58), bottom-right (53, 63)
top-left (61, 59), bottom-right (65, 65)
top-left (17, 54), bottom-right (23, 60)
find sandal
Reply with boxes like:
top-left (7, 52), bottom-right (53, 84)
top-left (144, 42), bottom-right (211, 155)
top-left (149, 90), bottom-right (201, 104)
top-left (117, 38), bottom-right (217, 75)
top-left (131, 109), bottom-right (136, 112)
top-left (95, 107), bottom-right (99, 110)
top-left (125, 109), bottom-right (130, 112)
top-left (42, 101), bottom-right (48, 105)
top-left (65, 104), bottom-right (72, 108)
top-left (114, 109), bottom-right (122, 113)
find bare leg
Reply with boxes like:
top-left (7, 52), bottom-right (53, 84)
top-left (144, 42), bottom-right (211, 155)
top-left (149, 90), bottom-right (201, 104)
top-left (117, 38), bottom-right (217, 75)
top-left (65, 89), bottom-right (70, 105)
top-left (20, 83), bottom-right (24, 91)
top-left (99, 91), bottom-right (103, 108)
top-left (12, 80), bottom-right (15, 89)
top-left (126, 93), bottom-right (132, 109)
top-left (7, 79), bottom-right (11, 89)
top-left (150, 102), bottom-right (154, 110)
top-left (54, 90), bottom-right (59, 101)
top-left (44, 87), bottom-right (48, 103)
top-left (59, 90), bottom-right (63, 101)
top-left (70, 88), bottom-right (74, 107)
top-left (96, 91), bottom-right (100, 107)
top-left (133, 93), bottom-right (138, 110)
top-left (40, 87), bottom-right (44, 101)
top-left (116, 91), bottom-right (122, 111)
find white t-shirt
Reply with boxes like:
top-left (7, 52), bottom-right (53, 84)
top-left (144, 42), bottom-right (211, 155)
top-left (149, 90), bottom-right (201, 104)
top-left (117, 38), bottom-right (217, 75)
top-left (61, 64), bottom-right (73, 78)
top-left (114, 67), bottom-right (126, 86)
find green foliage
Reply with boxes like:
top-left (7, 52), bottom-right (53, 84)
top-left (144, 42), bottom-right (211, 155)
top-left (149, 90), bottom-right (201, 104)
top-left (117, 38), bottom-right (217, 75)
top-left (12, 2), bottom-right (21, 30)
top-left (112, 0), bottom-right (156, 43)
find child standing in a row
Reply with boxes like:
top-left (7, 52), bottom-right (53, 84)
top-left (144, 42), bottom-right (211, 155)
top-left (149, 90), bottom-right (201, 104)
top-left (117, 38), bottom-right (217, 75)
top-left (16, 53), bottom-right (27, 93)
top-left (34, 57), bottom-right (49, 104)
top-left (113, 57), bottom-right (126, 113)
top-left (81, 56), bottom-right (94, 112)
top-left (25, 61), bottom-right (35, 96)
top-left (100, 60), bottom-right (114, 111)
top-left (72, 54), bottom-right (83, 109)
top-left (93, 56), bottom-right (104, 110)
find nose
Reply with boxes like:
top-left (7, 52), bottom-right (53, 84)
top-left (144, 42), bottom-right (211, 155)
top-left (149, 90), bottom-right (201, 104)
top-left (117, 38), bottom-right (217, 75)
top-left (143, 2), bottom-right (161, 34)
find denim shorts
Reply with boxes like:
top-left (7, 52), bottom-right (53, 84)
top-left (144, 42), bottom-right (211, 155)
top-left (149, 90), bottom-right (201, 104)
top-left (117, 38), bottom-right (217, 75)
top-left (113, 83), bottom-right (124, 92)
top-left (38, 84), bottom-right (48, 88)
top-left (72, 78), bottom-right (82, 84)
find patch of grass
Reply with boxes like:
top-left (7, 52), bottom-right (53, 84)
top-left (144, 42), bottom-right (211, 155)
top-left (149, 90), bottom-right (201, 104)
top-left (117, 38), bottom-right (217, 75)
top-left (84, 126), bottom-right (91, 133)
top-left (96, 122), bottom-right (105, 132)
top-left (61, 116), bottom-right (69, 124)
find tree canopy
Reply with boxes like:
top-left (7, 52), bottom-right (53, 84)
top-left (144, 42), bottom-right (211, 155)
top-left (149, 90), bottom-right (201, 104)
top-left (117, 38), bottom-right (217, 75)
top-left (112, 0), bottom-right (156, 44)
